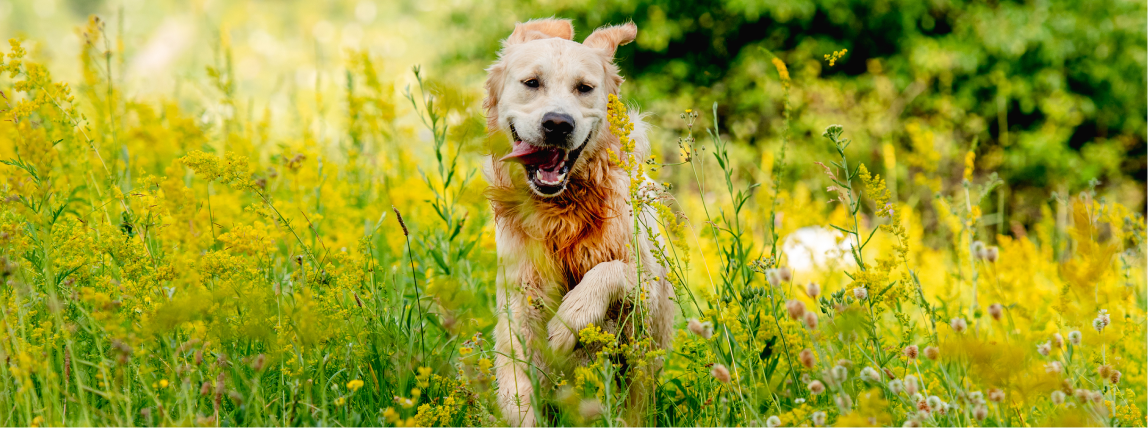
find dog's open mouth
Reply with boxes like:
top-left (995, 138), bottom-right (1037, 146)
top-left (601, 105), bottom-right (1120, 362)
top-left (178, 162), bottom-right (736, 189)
top-left (500, 125), bottom-right (586, 195)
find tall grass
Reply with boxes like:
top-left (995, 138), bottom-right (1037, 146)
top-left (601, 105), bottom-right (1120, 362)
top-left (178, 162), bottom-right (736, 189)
top-left (0, 19), bottom-right (1144, 428)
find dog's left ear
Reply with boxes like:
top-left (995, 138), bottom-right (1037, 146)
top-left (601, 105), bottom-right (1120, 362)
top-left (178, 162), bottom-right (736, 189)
top-left (583, 22), bottom-right (637, 58)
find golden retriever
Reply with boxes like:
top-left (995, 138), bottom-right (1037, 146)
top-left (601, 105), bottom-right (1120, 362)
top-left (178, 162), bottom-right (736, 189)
top-left (483, 18), bottom-right (676, 426)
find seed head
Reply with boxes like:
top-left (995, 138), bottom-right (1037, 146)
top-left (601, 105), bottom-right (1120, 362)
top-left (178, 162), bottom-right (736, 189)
top-left (924, 346), bottom-right (940, 360)
top-left (812, 411), bottom-right (827, 426)
top-left (853, 287), bottom-right (868, 300)
top-left (392, 206), bottom-right (409, 236)
top-left (973, 405), bottom-right (988, 421)
top-left (971, 241), bottom-right (987, 259)
top-left (803, 311), bottom-right (819, 330)
top-left (1097, 364), bottom-right (1113, 379)
top-left (988, 303), bottom-right (1003, 321)
top-left (786, 299), bottom-right (806, 320)
top-left (988, 388), bottom-right (1005, 403)
top-left (950, 317), bottom-right (967, 333)
top-left (710, 364), bottom-right (731, 383)
top-left (926, 395), bottom-right (943, 410)
top-left (860, 366), bottom-right (881, 382)
top-left (808, 380), bottom-right (825, 395)
top-left (830, 365), bottom-right (848, 384)
top-left (985, 246), bottom-right (999, 262)
top-left (799, 348), bottom-right (816, 369)
top-left (904, 375), bottom-right (919, 395)
top-left (1051, 390), bottom-right (1066, 405)
top-left (835, 394), bottom-right (853, 412)
top-left (778, 266), bottom-right (793, 282)
top-left (805, 282), bottom-right (821, 299)
top-left (1037, 341), bottom-right (1051, 356)
top-left (903, 345), bottom-right (919, 360)
top-left (1110, 370), bottom-right (1121, 384)
top-left (888, 379), bottom-right (904, 394)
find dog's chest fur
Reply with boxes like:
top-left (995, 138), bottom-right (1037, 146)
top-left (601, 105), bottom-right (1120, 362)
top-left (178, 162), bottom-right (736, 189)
top-left (488, 151), bottom-right (633, 293)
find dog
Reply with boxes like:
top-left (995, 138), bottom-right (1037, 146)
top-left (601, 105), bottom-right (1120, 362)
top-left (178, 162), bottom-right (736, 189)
top-left (482, 18), bottom-right (677, 427)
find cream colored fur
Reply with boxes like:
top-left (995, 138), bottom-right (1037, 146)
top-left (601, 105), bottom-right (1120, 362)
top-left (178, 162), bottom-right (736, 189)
top-left (482, 19), bottom-right (676, 427)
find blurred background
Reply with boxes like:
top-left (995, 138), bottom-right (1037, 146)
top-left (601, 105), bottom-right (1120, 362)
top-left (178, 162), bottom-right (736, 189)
top-left (5, 0), bottom-right (1146, 230)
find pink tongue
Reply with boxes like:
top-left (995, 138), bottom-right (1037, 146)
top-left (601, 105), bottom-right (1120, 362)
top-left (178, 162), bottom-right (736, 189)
top-left (500, 141), bottom-right (563, 170)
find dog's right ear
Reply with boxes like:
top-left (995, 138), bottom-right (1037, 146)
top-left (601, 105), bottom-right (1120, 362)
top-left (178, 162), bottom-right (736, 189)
top-left (505, 18), bottom-right (574, 45)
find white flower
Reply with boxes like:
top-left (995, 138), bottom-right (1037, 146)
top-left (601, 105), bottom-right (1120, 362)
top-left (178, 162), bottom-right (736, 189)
top-left (1037, 341), bottom-right (1051, 356)
top-left (766, 415), bottom-right (782, 428)
top-left (1068, 330), bottom-right (1082, 346)
top-left (811, 411), bottom-right (827, 427)
top-left (888, 379), bottom-right (904, 394)
top-left (950, 317), bottom-right (968, 333)
top-left (860, 366), bottom-right (881, 382)
top-left (853, 287), bottom-right (868, 300)
top-left (1093, 309), bottom-right (1110, 332)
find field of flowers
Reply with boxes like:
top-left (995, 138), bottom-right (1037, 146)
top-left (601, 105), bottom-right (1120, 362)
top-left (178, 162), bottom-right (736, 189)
top-left (0, 1), bottom-right (1145, 427)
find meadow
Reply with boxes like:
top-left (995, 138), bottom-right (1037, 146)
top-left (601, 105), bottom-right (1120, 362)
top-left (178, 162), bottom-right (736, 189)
top-left (0, 1), bottom-right (1145, 426)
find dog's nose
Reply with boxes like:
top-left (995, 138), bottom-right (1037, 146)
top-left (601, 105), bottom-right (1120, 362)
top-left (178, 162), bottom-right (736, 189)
top-left (541, 112), bottom-right (575, 138)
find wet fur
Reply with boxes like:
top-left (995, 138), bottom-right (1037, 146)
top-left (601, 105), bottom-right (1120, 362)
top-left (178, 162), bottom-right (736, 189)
top-left (483, 19), bottom-right (676, 427)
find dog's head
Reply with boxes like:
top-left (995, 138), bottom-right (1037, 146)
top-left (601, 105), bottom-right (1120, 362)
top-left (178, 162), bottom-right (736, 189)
top-left (484, 18), bottom-right (637, 197)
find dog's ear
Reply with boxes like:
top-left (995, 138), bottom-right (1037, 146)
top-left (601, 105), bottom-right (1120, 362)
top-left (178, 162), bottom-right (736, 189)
top-left (505, 18), bottom-right (574, 45)
top-left (583, 22), bottom-right (637, 58)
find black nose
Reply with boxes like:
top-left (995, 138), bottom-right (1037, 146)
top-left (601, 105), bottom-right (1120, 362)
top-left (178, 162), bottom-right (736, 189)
top-left (541, 112), bottom-right (575, 138)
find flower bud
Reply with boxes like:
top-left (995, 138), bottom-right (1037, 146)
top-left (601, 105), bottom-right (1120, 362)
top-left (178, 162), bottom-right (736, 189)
top-left (1111, 370), bottom-right (1121, 384)
top-left (786, 299), bottom-right (806, 320)
top-left (711, 364), bottom-right (731, 383)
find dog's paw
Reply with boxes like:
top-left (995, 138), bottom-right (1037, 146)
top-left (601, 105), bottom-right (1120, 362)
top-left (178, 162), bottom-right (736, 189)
top-left (547, 287), bottom-right (609, 354)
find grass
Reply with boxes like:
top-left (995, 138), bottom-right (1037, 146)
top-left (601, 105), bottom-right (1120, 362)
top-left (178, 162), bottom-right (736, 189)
top-left (0, 15), bottom-right (1144, 428)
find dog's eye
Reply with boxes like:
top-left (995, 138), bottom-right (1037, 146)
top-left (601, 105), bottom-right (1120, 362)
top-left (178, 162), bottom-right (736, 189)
top-left (577, 84), bottom-right (594, 94)
top-left (523, 79), bottom-right (540, 88)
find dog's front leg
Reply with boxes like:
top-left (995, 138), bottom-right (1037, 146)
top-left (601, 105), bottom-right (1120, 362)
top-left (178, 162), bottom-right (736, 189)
top-left (547, 260), bottom-right (635, 354)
